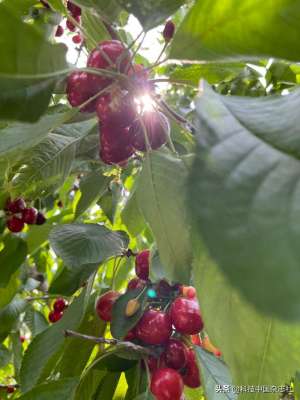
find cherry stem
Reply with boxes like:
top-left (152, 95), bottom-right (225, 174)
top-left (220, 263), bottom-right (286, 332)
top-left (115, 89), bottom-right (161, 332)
top-left (125, 31), bottom-right (147, 75)
top-left (64, 330), bottom-right (152, 355)
top-left (153, 42), bottom-right (168, 67)
top-left (146, 57), bottom-right (168, 72)
top-left (66, 13), bottom-right (97, 49)
top-left (156, 98), bottom-right (195, 134)
top-left (77, 82), bottom-right (116, 111)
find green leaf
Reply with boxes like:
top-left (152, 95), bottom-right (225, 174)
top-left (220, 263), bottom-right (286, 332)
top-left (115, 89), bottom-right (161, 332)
top-left (20, 288), bottom-right (90, 392)
top-left (111, 288), bottom-right (148, 340)
top-left (0, 296), bottom-right (28, 342)
top-left (136, 152), bottom-right (192, 284)
top-left (132, 393), bottom-right (155, 400)
top-left (0, 236), bottom-right (27, 287)
top-left (170, 0), bottom-right (300, 62)
top-left (0, 343), bottom-right (11, 368)
top-left (189, 83), bottom-right (300, 320)
top-left (18, 378), bottom-right (79, 400)
top-left (0, 271), bottom-right (20, 309)
top-left (0, 0), bottom-right (69, 122)
top-left (195, 347), bottom-right (236, 400)
top-left (94, 371), bottom-right (121, 400)
top-left (0, 111), bottom-right (75, 159)
top-left (121, 187), bottom-right (145, 237)
top-left (117, 0), bottom-right (184, 30)
top-left (74, 0), bottom-right (122, 21)
top-left (13, 133), bottom-right (78, 197)
top-left (75, 170), bottom-right (109, 217)
top-left (75, 370), bottom-right (106, 400)
top-left (81, 9), bottom-right (109, 51)
top-left (49, 224), bottom-right (129, 268)
top-left (193, 242), bottom-right (300, 399)
top-left (24, 307), bottom-right (49, 337)
top-left (170, 63), bottom-right (245, 86)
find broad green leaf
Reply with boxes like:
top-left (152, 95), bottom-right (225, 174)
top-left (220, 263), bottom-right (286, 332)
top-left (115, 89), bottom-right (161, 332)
top-left (74, 0), bottom-right (122, 21)
top-left (18, 378), bottom-right (79, 400)
top-left (193, 243), bottom-right (300, 400)
top-left (20, 288), bottom-right (90, 392)
top-left (136, 152), bottom-right (192, 284)
top-left (49, 224), bottom-right (129, 268)
top-left (171, 0), bottom-right (300, 62)
top-left (189, 83), bottom-right (300, 320)
top-left (0, 344), bottom-right (11, 368)
top-left (0, 296), bottom-right (28, 342)
top-left (195, 347), bottom-right (236, 400)
top-left (11, 331), bottom-right (23, 381)
top-left (111, 288), bottom-right (148, 340)
top-left (0, 0), bottom-right (69, 122)
top-left (75, 170), bottom-right (109, 217)
top-left (132, 393), bottom-right (155, 400)
top-left (81, 9), bottom-right (109, 51)
top-left (0, 271), bottom-right (20, 309)
top-left (117, 0), bottom-right (184, 30)
top-left (75, 370), bottom-right (106, 400)
top-left (0, 236), bottom-right (27, 287)
top-left (0, 111), bottom-right (75, 159)
top-left (121, 187), bottom-right (146, 237)
top-left (94, 371), bottom-right (121, 400)
top-left (12, 133), bottom-right (78, 197)
top-left (24, 307), bottom-right (49, 337)
top-left (170, 63), bottom-right (245, 86)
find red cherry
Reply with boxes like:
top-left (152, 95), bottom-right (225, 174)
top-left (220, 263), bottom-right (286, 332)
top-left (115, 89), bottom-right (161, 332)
top-left (163, 21), bottom-right (175, 42)
top-left (181, 349), bottom-right (201, 388)
top-left (7, 216), bottom-right (24, 233)
top-left (53, 297), bottom-right (67, 312)
top-left (55, 25), bottom-right (64, 37)
top-left (163, 339), bottom-right (188, 370)
top-left (170, 298), bottom-right (204, 335)
top-left (67, 71), bottom-right (100, 113)
top-left (130, 111), bottom-right (169, 151)
top-left (96, 94), bottom-right (137, 128)
top-left (96, 290), bottom-right (120, 322)
top-left (66, 18), bottom-right (79, 32)
top-left (135, 309), bottom-right (172, 345)
top-left (157, 279), bottom-right (173, 296)
top-left (22, 207), bottom-right (38, 224)
top-left (72, 34), bottom-right (82, 44)
top-left (99, 124), bottom-right (134, 165)
top-left (127, 277), bottom-right (146, 291)
top-left (19, 335), bottom-right (26, 343)
top-left (36, 212), bottom-right (46, 225)
top-left (48, 310), bottom-right (63, 323)
top-left (67, 1), bottom-right (81, 17)
top-left (6, 198), bottom-right (26, 213)
top-left (6, 386), bottom-right (15, 394)
top-left (135, 250), bottom-right (150, 280)
top-left (151, 368), bottom-right (183, 400)
top-left (87, 40), bottom-right (131, 73)
top-left (191, 335), bottom-right (202, 347)
top-left (186, 286), bottom-right (197, 299)
top-left (124, 329), bottom-right (136, 341)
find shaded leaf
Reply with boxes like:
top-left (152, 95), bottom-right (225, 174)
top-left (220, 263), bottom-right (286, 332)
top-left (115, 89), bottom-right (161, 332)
top-left (0, 236), bottom-right (27, 287)
top-left (18, 378), bottom-right (79, 400)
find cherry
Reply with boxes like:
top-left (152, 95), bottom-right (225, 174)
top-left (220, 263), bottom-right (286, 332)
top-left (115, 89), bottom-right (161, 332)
top-left (124, 329), bottom-right (136, 341)
top-left (135, 250), bottom-right (150, 280)
top-left (48, 310), bottom-right (63, 323)
top-left (53, 297), bottom-right (67, 312)
top-left (163, 339), bottom-right (188, 370)
top-left (170, 298), bottom-right (204, 335)
top-left (157, 279), bottom-right (173, 297)
top-left (127, 277), bottom-right (146, 291)
top-left (72, 34), bottom-right (82, 44)
top-left (22, 207), bottom-right (38, 224)
top-left (67, 1), bottom-right (81, 17)
top-left (151, 368), bottom-right (183, 400)
top-left (87, 40), bottom-right (130, 73)
top-left (181, 349), bottom-right (201, 388)
top-left (181, 286), bottom-right (197, 299)
top-left (19, 335), bottom-right (26, 343)
top-left (130, 111), bottom-right (169, 151)
top-left (96, 94), bottom-right (137, 128)
top-left (6, 198), bottom-right (26, 213)
top-left (95, 290), bottom-right (120, 322)
top-left (163, 21), bottom-right (175, 42)
top-left (147, 355), bottom-right (159, 373)
top-left (67, 71), bottom-right (103, 113)
top-left (55, 25), bottom-right (64, 37)
top-left (127, 63), bottom-right (149, 80)
top-left (135, 309), bottom-right (172, 345)
top-left (66, 18), bottom-right (78, 32)
top-left (99, 124), bottom-right (134, 165)
top-left (6, 386), bottom-right (15, 394)
top-left (36, 212), bottom-right (46, 225)
top-left (6, 216), bottom-right (24, 233)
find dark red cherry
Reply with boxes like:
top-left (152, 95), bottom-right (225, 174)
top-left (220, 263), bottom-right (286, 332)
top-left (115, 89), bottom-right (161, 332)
top-left (130, 111), bottom-right (169, 151)
top-left (7, 216), bottom-right (24, 233)
top-left (72, 34), bottom-right (82, 44)
top-left (67, 1), bottom-right (81, 17)
top-left (127, 63), bottom-right (149, 79)
top-left (66, 17), bottom-right (79, 32)
top-left (170, 298), bottom-right (204, 335)
top-left (151, 368), bottom-right (183, 400)
top-left (163, 21), bottom-right (175, 42)
top-left (96, 94), bottom-right (137, 128)
top-left (22, 207), bottom-right (38, 224)
top-left (66, 71), bottom-right (99, 113)
top-left (6, 198), bottom-right (26, 213)
top-left (55, 25), bottom-right (64, 37)
top-left (99, 124), bottom-right (134, 165)
top-left (19, 335), bottom-right (26, 343)
top-left (36, 212), bottom-right (46, 225)
top-left (163, 339), bottom-right (188, 370)
top-left (53, 297), bottom-right (68, 312)
top-left (6, 386), bottom-right (15, 394)
top-left (127, 277), bottom-right (146, 291)
top-left (135, 250), bottom-right (150, 280)
top-left (135, 309), bottom-right (172, 345)
top-left (95, 290), bottom-right (120, 322)
top-left (124, 329), bottom-right (136, 341)
top-left (181, 349), bottom-right (201, 388)
top-left (87, 40), bottom-right (131, 73)
top-left (48, 310), bottom-right (63, 323)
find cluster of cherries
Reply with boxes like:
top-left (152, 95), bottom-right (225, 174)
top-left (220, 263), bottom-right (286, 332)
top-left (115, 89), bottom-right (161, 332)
top-left (4, 198), bottom-right (46, 233)
top-left (66, 21), bottom-right (176, 166)
top-left (95, 250), bottom-right (208, 400)
top-left (48, 297), bottom-right (68, 323)
top-left (40, 0), bottom-right (82, 43)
